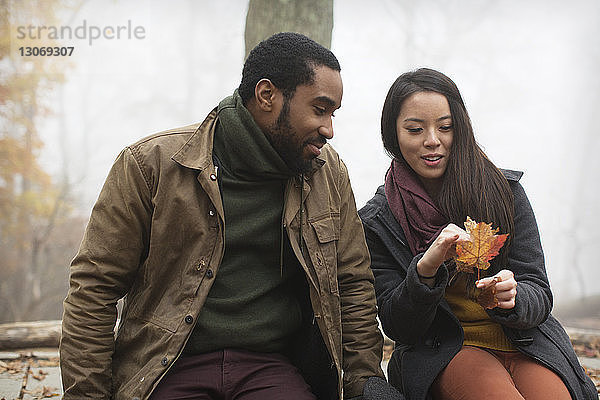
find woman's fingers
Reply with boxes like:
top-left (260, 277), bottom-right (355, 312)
top-left (444, 224), bottom-right (470, 241)
top-left (418, 228), bottom-right (462, 276)
top-left (476, 270), bottom-right (517, 309)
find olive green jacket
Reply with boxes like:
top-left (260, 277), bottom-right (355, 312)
top-left (60, 108), bottom-right (384, 399)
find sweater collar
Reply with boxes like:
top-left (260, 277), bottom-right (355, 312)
top-left (213, 90), bottom-right (295, 181)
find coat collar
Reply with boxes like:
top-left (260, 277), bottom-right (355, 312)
top-left (171, 107), bottom-right (218, 171)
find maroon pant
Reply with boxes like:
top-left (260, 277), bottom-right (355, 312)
top-left (431, 346), bottom-right (572, 400)
top-left (149, 349), bottom-right (316, 400)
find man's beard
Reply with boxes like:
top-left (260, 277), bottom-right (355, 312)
top-left (265, 99), bottom-right (315, 174)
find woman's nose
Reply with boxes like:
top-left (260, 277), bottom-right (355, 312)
top-left (423, 129), bottom-right (440, 147)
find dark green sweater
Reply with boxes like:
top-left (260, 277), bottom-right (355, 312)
top-left (184, 92), bottom-right (304, 354)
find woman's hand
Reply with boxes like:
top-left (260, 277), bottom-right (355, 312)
top-left (476, 269), bottom-right (517, 309)
top-left (417, 224), bottom-right (469, 278)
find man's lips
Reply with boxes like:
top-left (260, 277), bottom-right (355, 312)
top-left (306, 139), bottom-right (326, 157)
top-left (307, 142), bottom-right (323, 156)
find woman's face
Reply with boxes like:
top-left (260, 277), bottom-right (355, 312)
top-left (396, 91), bottom-right (454, 195)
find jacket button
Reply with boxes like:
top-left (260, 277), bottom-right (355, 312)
top-left (206, 269), bottom-right (214, 278)
top-left (161, 357), bottom-right (168, 366)
top-left (210, 173), bottom-right (217, 181)
top-left (196, 259), bottom-right (206, 270)
top-left (133, 397), bottom-right (140, 400)
top-left (185, 315), bottom-right (193, 324)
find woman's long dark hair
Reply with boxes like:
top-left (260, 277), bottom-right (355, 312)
top-left (381, 68), bottom-right (514, 270)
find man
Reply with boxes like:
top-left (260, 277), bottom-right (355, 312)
top-left (60, 32), bottom-right (396, 400)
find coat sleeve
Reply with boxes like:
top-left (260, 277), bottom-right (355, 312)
top-left (335, 160), bottom-right (385, 398)
top-left (60, 147), bottom-right (152, 399)
top-left (488, 180), bottom-right (552, 329)
top-left (363, 219), bottom-right (449, 345)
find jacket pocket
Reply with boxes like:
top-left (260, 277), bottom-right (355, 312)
top-left (309, 215), bottom-right (340, 294)
top-left (311, 215), bottom-right (340, 242)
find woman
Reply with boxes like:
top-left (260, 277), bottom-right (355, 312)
top-left (359, 68), bottom-right (597, 400)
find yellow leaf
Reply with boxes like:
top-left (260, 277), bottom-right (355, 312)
top-left (454, 217), bottom-right (508, 276)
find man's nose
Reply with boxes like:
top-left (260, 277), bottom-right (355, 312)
top-left (318, 119), bottom-right (334, 139)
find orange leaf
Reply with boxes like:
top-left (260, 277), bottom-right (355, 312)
top-left (454, 217), bottom-right (508, 274)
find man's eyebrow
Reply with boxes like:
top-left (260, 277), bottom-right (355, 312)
top-left (315, 96), bottom-right (337, 107)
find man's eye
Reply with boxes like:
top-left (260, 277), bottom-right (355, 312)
top-left (314, 106), bottom-right (326, 115)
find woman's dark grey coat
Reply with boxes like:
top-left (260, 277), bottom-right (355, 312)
top-left (359, 171), bottom-right (597, 400)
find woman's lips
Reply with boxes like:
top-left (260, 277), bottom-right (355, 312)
top-left (421, 154), bottom-right (443, 166)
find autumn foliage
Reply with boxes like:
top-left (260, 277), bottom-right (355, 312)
top-left (454, 217), bottom-right (508, 278)
top-left (0, 0), bottom-right (82, 322)
top-left (451, 217), bottom-right (508, 308)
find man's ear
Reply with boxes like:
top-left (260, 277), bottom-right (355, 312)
top-left (254, 79), bottom-right (278, 111)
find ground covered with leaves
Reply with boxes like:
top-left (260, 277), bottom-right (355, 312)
top-left (0, 353), bottom-right (60, 400)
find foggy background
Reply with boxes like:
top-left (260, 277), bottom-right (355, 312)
top-left (3, 0), bottom-right (600, 323)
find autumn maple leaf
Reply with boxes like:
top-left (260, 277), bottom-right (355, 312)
top-left (454, 217), bottom-right (508, 278)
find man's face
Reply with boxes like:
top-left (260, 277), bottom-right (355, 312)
top-left (265, 66), bottom-right (343, 174)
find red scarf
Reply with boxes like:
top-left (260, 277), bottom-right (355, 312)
top-left (384, 159), bottom-right (448, 256)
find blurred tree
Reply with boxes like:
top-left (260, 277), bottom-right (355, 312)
top-left (0, 0), bottom-right (80, 322)
top-left (244, 0), bottom-right (333, 58)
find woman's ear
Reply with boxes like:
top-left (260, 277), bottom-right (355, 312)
top-left (254, 79), bottom-right (277, 111)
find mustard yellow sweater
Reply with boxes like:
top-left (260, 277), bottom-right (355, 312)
top-left (445, 274), bottom-right (515, 351)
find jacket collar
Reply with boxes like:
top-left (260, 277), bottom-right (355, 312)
top-left (371, 185), bottom-right (408, 247)
top-left (171, 107), bottom-right (218, 171)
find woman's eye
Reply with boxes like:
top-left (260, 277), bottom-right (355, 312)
top-left (440, 125), bottom-right (453, 131)
top-left (407, 127), bottom-right (422, 133)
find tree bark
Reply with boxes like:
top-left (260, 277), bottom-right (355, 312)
top-left (244, 0), bottom-right (334, 59)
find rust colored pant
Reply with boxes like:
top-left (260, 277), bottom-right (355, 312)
top-left (431, 346), bottom-right (572, 400)
top-left (149, 349), bottom-right (316, 400)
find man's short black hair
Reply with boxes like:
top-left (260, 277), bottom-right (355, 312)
top-left (238, 32), bottom-right (341, 104)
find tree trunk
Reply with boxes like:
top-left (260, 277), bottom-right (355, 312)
top-left (0, 320), bottom-right (61, 350)
top-left (244, 0), bottom-right (334, 59)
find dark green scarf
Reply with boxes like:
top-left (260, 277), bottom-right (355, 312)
top-left (213, 91), bottom-right (293, 180)
top-left (184, 91), bottom-right (304, 355)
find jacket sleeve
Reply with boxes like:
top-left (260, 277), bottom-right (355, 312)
top-left (488, 180), bottom-right (552, 329)
top-left (364, 221), bottom-right (449, 345)
top-left (60, 147), bottom-right (152, 399)
top-left (335, 161), bottom-right (385, 398)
